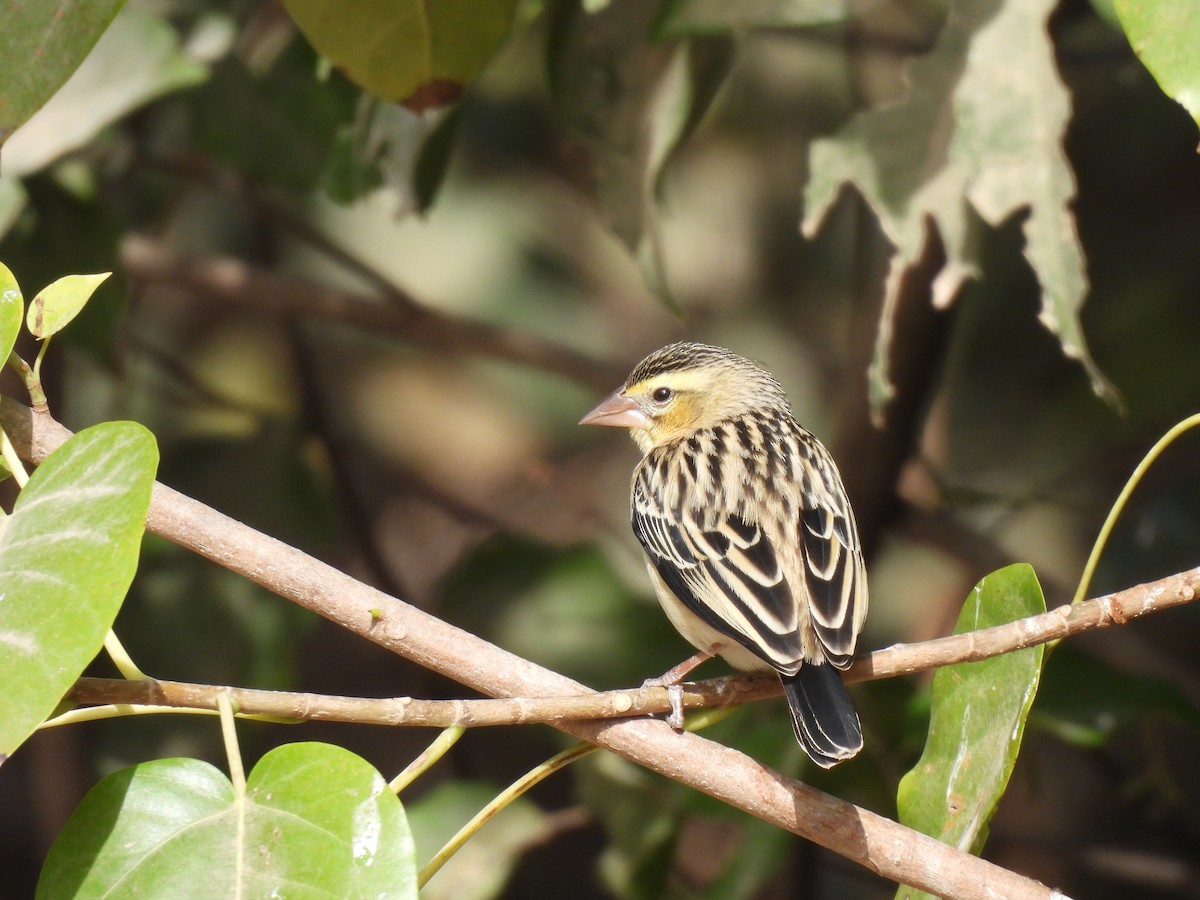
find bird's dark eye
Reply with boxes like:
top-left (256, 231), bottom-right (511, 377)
top-left (652, 386), bottom-right (673, 403)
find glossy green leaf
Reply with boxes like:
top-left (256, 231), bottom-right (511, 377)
top-left (1115, 0), bottom-right (1200, 129)
top-left (0, 422), bottom-right (157, 759)
top-left (1, 10), bottom-right (208, 178)
top-left (27, 272), bottom-right (111, 339)
top-left (0, 0), bottom-right (124, 144)
top-left (895, 564), bottom-right (1046, 899)
top-left (280, 0), bottom-right (521, 109)
top-left (0, 262), bottom-right (24, 364)
top-left (37, 744), bottom-right (416, 898)
top-left (408, 780), bottom-right (545, 900)
top-left (803, 0), bottom-right (1117, 420)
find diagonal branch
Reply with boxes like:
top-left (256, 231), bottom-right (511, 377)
top-left (5, 399), bottom-right (1068, 900)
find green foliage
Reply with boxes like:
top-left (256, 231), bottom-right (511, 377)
top-left (1115, 0), bottom-right (1200, 129)
top-left (0, 421), bottom-right (157, 758)
top-left (280, 0), bottom-right (521, 108)
top-left (0, 262), bottom-right (24, 363)
top-left (26, 272), bottom-right (110, 339)
top-left (36, 744), bottom-right (416, 899)
top-left (2, 1), bottom-right (1200, 897)
top-left (895, 565), bottom-right (1046, 898)
top-left (0, 0), bottom-right (125, 143)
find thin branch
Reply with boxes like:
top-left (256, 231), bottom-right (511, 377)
top-left (4, 399), bottom-right (1070, 900)
top-left (64, 565), bottom-right (1200, 728)
top-left (118, 234), bottom-right (618, 390)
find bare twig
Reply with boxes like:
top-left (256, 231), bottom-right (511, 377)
top-left (118, 234), bottom-right (617, 390)
top-left (65, 565), bottom-right (1200, 729)
top-left (4, 399), bottom-right (1070, 900)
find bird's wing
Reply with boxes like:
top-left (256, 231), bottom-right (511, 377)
top-left (632, 469), bottom-right (804, 669)
top-left (796, 497), bottom-right (867, 669)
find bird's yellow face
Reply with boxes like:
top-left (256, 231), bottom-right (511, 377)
top-left (581, 361), bottom-right (765, 454)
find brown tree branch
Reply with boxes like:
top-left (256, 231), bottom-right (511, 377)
top-left (64, 564), bottom-right (1200, 728)
top-left (118, 234), bottom-right (618, 390)
top-left (5, 399), bottom-right (1070, 900)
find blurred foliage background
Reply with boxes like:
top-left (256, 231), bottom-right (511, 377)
top-left (3, 0), bottom-right (1200, 897)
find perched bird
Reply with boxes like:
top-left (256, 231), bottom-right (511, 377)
top-left (581, 342), bottom-right (868, 767)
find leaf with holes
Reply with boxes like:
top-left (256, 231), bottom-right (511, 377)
top-left (0, 422), bottom-right (157, 760)
top-left (37, 744), bottom-right (416, 898)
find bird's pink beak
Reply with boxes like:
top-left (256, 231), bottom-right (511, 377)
top-left (580, 389), bottom-right (650, 430)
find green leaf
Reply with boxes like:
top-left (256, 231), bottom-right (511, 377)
top-left (0, 262), bottom-right (24, 363)
top-left (0, 421), bottom-right (157, 759)
top-left (280, 0), bottom-right (521, 110)
top-left (37, 744), bottom-right (416, 898)
top-left (1114, 0), bottom-right (1200, 130)
top-left (657, 0), bottom-right (851, 35)
top-left (1, 10), bottom-right (209, 178)
top-left (26, 272), bottom-right (111, 339)
top-left (895, 564), bottom-right (1046, 899)
top-left (803, 0), bottom-right (1118, 420)
top-left (0, 0), bottom-right (124, 144)
top-left (408, 780), bottom-right (545, 900)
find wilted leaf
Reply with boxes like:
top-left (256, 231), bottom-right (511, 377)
top-left (37, 744), bottom-right (416, 898)
top-left (1114, 0), bottom-right (1200, 131)
top-left (803, 0), bottom-right (1117, 420)
top-left (27, 272), bottom-right (111, 339)
top-left (280, 0), bottom-right (521, 110)
top-left (0, 0), bottom-right (124, 146)
top-left (1, 9), bottom-right (209, 177)
top-left (0, 422), bottom-right (157, 759)
top-left (895, 564), bottom-right (1045, 899)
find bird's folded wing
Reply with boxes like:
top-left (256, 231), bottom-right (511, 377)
top-left (632, 481), bottom-right (803, 669)
top-left (798, 503), bottom-right (866, 668)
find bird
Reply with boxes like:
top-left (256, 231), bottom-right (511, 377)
top-left (580, 341), bottom-right (868, 767)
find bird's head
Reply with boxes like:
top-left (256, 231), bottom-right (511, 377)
top-left (580, 342), bottom-right (789, 452)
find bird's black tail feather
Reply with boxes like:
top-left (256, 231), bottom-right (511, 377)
top-left (781, 665), bottom-right (862, 768)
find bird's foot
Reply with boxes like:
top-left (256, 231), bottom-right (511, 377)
top-left (642, 644), bottom-right (724, 731)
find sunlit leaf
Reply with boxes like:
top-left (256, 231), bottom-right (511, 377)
top-left (0, 262), bottom-right (24, 363)
top-left (803, 0), bottom-right (1117, 421)
top-left (1114, 0), bottom-right (1200, 131)
top-left (895, 564), bottom-right (1045, 899)
top-left (0, 422), bottom-right (157, 759)
top-left (2, 10), bottom-right (207, 178)
top-left (27, 272), bottom-right (111, 339)
top-left (280, 0), bottom-right (521, 110)
top-left (37, 744), bottom-right (416, 898)
top-left (0, 0), bottom-right (124, 145)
